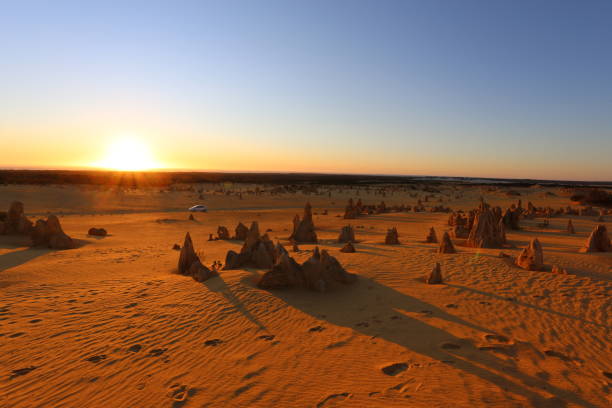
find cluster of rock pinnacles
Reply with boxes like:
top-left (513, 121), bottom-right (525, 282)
top-left (222, 217), bottom-right (356, 292)
top-left (176, 199), bottom-right (611, 287)
top-left (178, 205), bottom-right (357, 292)
top-left (0, 201), bottom-right (75, 249)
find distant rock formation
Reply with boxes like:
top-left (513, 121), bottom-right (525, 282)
top-left (88, 227), bottom-right (107, 237)
top-left (425, 227), bottom-right (438, 243)
top-left (466, 208), bottom-right (505, 248)
top-left (438, 231), bottom-right (456, 254)
top-left (224, 222), bottom-right (282, 269)
top-left (177, 232), bottom-right (217, 282)
top-left (289, 202), bottom-right (318, 243)
top-left (188, 214), bottom-right (195, 221)
top-left (31, 215), bottom-right (75, 249)
top-left (0, 201), bottom-right (33, 235)
top-left (566, 219), bottom-right (575, 234)
top-left (579, 225), bottom-right (611, 253)
top-left (498, 218), bottom-right (507, 244)
top-left (340, 242), bottom-right (356, 253)
top-left (217, 226), bottom-right (230, 240)
top-left (234, 222), bottom-right (249, 241)
top-left (343, 198), bottom-right (360, 219)
top-left (515, 238), bottom-right (544, 271)
top-left (385, 227), bottom-right (400, 245)
top-left (425, 262), bottom-right (443, 284)
top-left (337, 225), bottom-right (355, 243)
top-left (258, 247), bottom-right (357, 292)
top-left (502, 208), bottom-right (520, 230)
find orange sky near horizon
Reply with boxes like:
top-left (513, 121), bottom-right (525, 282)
top-left (1, 125), bottom-right (610, 182)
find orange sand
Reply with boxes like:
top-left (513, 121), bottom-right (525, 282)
top-left (1, 183), bottom-right (610, 407)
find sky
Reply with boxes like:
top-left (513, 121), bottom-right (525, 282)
top-left (1, 0), bottom-right (611, 181)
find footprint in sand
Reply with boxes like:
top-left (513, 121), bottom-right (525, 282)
top-left (9, 332), bottom-right (25, 338)
top-left (544, 350), bottom-right (570, 361)
top-left (258, 335), bottom-right (275, 341)
top-left (243, 366), bottom-right (267, 380)
top-left (148, 348), bottom-right (167, 356)
top-left (85, 355), bottom-right (107, 363)
top-left (445, 304), bottom-right (458, 308)
top-left (167, 384), bottom-right (189, 402)
top-left (234, 382), bottom-right (256, 396)
top-left (381, 363), bottom-right (408, 376)
top-left (440, 342), bottom-right (461, 350)
top-left (602, 371), bottom-right (612, 381)
top-left (10, 366), bottom-right (37, 379)
top-left (316, 392), bottom-right (351, 407)
top-left (308, 326), bottom-right (325, 332)
top-left (124, 303), bottom-right (138, 309)
top-left (484, 334), bottom-right (510, 343)
top-left (29, 319), bottom-right (42, 324)
top-left (204, 339), bottom-right (223, 346)
top-left (355, 322), bottom-right (370, 327)
top-left (128, 344), bottom-right (142, 352)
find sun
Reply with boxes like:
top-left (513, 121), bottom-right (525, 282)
top-left (96, 137), bottom-right (159, 171)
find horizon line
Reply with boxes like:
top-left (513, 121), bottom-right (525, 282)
top-left (0, 166), bottom-right (610, 185)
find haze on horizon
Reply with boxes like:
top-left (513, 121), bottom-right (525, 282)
top-left (1, 0), bottom-right (611, 181)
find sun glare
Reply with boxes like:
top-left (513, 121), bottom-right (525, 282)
top-left (96, 137), bottom-right (159, 171)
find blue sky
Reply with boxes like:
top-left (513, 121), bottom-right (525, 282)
top-left (1, 0), bottom-right (611, 180)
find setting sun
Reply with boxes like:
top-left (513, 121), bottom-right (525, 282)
top-left (95, 137), bottom-right (159, 171)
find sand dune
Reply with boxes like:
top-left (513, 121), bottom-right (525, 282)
top-left (1, 184), bottom-right (610, 407)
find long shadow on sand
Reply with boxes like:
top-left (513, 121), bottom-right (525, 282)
top-left (267, 277), bottom-right (598, 408)
top-left (202, 274), bottom-right (267, 331)
top-left (0, 247), bottom-right (51, 273)
top-left (446, 283), bottom-right (610, 330)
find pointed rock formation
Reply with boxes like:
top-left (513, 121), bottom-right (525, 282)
top-left (515, 238), bottom-right (544, 271)
top-left (467, 208), bottom-right (505, 248)
top-left (385, 227), bottom-right (400, 245)
top-left (343, 198), bottom-right (360, 219)
top-left (579, 225), bottom-right (611, 253)
top-left (502, 208), bottom-right (520, 230)
top-left (31, 215), bottom-right (75, 249)
top-left (337, 225), bottom-right (355, 243)
top-left (498, 218), bottom-right (507, 244)
top-left (217, 226), bottom-right (230, 240)
top-left (188, 213), bottom-right (195, 221)
top-left (425, 227), bottom-right (438, 243)
top-left (438, 231), bottom-right (456, 254)
top-left (178, 232), bottom-right (199, 274)
top-left (257, 252), bottom-right (304, 289)
top-left (224, 222), bottom-right (280, 269)
top-left (425, 262), bottom-right (443, 284)
top-left (234, 222), bottom-right (249, 241)
top-left (567, 219), bottom-right (575, 234)
top-left (289, 202), bottom-right (318, 243)
top-left (2, 201), bottom-right (33, 235)
top-left (258, 247), bottom-right (357, 292)
top-left (340, 242), bottom-right (356, 253)
top-left (178, 232), bottom-right (217, 282)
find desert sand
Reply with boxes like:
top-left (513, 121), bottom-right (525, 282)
top-left (1, 182), bottom-right (610, 407)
